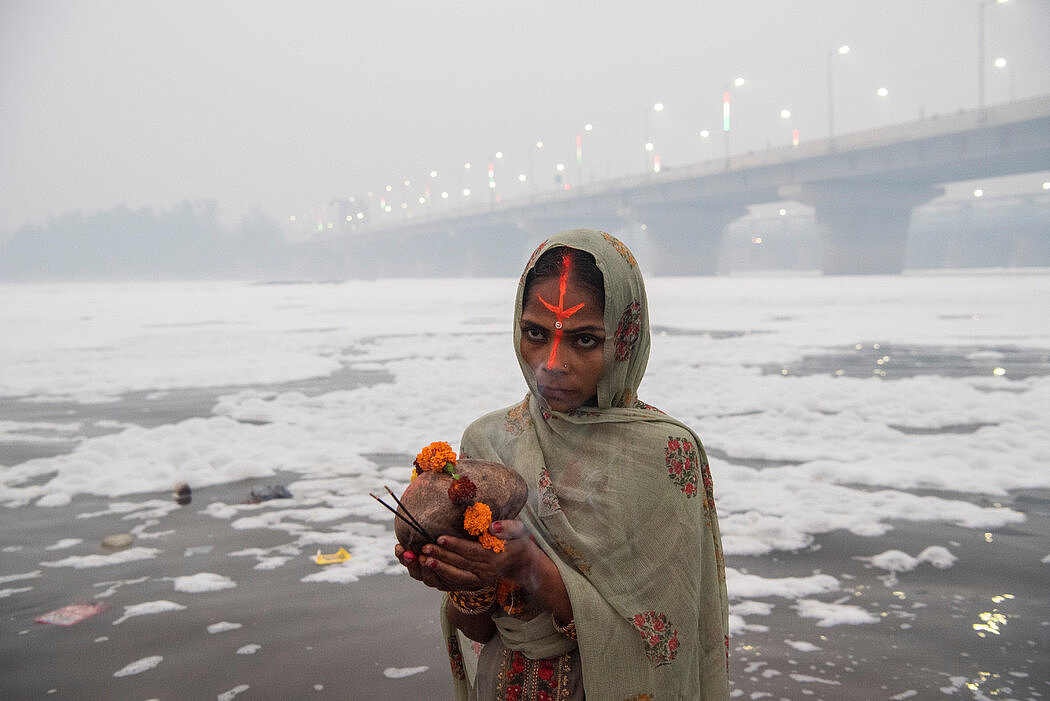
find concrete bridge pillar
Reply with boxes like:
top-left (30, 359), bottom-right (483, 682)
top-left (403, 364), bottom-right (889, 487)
top-left (631, 204), bottom-right (747, 275)
top-left (782, 182), bottom-right (943, 274)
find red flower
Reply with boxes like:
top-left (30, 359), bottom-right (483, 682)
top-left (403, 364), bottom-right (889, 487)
top-left (633, 614), bottom-right (645, 627)
top-left (510, 652), bottom-right (526, 675)
top-left (668, 438), bottom-right (681, 452)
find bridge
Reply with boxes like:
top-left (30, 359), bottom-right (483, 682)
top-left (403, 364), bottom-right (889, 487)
top-left (313, 95), bottom-right (1050, 276)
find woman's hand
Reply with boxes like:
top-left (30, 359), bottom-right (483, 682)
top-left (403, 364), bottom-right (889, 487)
top-left (394, 542), bottom-right (459, 591)
top-left (420, 519), bottom-right (540, 590)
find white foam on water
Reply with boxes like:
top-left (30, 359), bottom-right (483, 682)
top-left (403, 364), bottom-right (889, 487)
top-left (217, 684), bottom-right (250, 700)
top-left (169, 572), bottom-right (237, 593)
top-left (207, 621), bottom-right (242, 634)
top-left (1, 274), bottom-right (1048, 636)
top-left (41, 547), bottom-right (161, 570)
top-left (112, 655), bottom-right (163, 677)
top-left (111, 600), bottom-right (186, 625)
top-left (794, 599), bottom-right (881, 627)
top-left (383, 666), bottom-right (430, 678)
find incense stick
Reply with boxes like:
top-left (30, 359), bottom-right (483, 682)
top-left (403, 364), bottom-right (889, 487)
top-left (383, 485), bottom-right (436, 543)
top-left (369, 492), bottom-right (436, 544)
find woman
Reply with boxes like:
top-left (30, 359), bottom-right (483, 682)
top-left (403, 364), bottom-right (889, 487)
top-left (397, 228), bottom-right (729, 700)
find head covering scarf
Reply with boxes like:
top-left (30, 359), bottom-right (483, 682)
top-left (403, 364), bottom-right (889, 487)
top-left (443, 229), bottom-right (730, 700)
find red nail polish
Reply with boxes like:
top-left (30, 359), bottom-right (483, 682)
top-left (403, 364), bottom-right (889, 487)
top-left (404, 551), bottom-right (416, 561)
top-left (491, 521), bottom-right (503, 534)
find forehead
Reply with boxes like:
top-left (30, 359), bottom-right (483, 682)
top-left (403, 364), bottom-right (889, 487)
top-left (522, 276), bottom-right (604, 318)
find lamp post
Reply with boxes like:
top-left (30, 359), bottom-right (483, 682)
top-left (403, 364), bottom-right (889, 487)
top-left (994, 57), bottom-right (1015, 103)
top-left (646, 103), bottom-right (664, 174)
top-left (529, 141), bottom-right (543, 193)
top-left (722, 77), bottom-right (744, 161)
top-left (978, 0), bottom-right (1008, 111)
top-left (876, 87), bottom-right (892, 125)
top-left (780, 109), bottom-right (798, 147)
top-left (826, 45), bottom-right (849, 140)
top-left (699, 128), bottom-right (714, 160)
top-left (577, 123), bottom-right (593, 185)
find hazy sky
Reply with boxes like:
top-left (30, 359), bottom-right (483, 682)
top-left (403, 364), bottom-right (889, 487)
top-left (2, 0), bottom-right (1048, 235)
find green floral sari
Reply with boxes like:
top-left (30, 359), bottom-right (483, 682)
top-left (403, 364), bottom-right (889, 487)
top-left (442, 229), bottom-right (730, 701)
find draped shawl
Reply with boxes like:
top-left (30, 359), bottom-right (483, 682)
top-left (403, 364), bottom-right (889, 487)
top-left (442, 229), bottom-right (729, 700)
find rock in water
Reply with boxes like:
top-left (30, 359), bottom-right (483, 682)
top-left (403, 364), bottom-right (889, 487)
top-left (394, 459), bottom-right (527, 551)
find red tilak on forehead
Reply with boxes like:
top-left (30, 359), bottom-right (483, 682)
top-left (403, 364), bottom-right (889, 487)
top-left (537, 251), bottom-right (586, 369)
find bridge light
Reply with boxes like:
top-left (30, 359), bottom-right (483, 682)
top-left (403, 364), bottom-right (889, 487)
top-left (877, 87), bottom-right (889, 97)
top-left (838, 45), bottom-right (850, 55)
top-left (733, 77), bottom-right (745, 87)
top-left (653, 102), bottom-right (664, 112)
top-left (700, 129), bottom-right (710, 139)
top-left (974, 188), bottom-right (984, 197)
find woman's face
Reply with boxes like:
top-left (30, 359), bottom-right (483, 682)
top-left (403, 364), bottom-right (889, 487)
top-left (519, 275), bottom-right (605, 412)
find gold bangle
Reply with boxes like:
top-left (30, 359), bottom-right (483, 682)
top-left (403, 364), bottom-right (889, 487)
top-left (448, 585), bottom-right (496, 615)
top-left (552, 613), bottom-right (577, 640)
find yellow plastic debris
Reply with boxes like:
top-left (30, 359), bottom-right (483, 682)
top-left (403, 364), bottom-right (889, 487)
top-left (314, 547), bottom-right (351, 565)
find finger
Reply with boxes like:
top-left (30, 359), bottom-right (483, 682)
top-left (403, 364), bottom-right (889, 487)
top-left (490, 519), bottom-right (530, 540)
top-left (432, 534), bottom-right (488, 560)
top-left (424, 555), bottom-right (487, 590)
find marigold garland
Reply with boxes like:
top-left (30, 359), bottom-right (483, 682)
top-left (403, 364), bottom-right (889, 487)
top-left (478, 531), bottom-right (506, 553)
top-left (415, 441), bottom-right (458, 473)
top-left (463, 501), bottom-right (493, 536)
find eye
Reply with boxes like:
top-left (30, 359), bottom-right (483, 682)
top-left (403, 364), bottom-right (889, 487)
top-left (522, 325), bottom-right (547, 343)
top-left (575, 334), bottom-right (602, 350)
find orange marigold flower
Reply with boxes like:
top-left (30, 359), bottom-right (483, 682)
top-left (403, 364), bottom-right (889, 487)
top-left (463, 501), bottom-right (493, 536)
top-left (479, 531), bottom-right (506, 553)
top-left (415, 441), bottom-right (457, 472)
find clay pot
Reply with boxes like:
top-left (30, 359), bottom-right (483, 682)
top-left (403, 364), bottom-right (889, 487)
top-left (394, 459), bottom-right (528, 552)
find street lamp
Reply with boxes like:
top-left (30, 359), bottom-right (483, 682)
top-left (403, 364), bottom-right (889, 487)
top-left (875, 87), bottom-right (892, 125)
top-left (647, 103), bottom-right (665, 173)
top-left (780, 109), bottom-right (798, 147)
top-left (529, 141), bottom-right (544, 193)
top-left (978, 0), bottom-right (1009, 110)
top-left (699, 128), bottom-right (714, 159)
top-left (827, 45), bottom-right (849, 140)
top-left (994, 57), bottom-right (1015, 102)
top-left (577, 123), bottom-right (593, 184)
top-left (723, 77), bottom-right (744, 160)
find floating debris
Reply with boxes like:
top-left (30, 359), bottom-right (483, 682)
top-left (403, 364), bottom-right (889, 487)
top-left (173, 482), bottom-right (192, 505)
top-left (314, 547), bottom-right (351, 565)
top-left (36, 603), bottom-right (106, 626)
top-left (249, 484), bottom-right (292, 503)
top-left (100, 533), bottom-right (134, 551)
